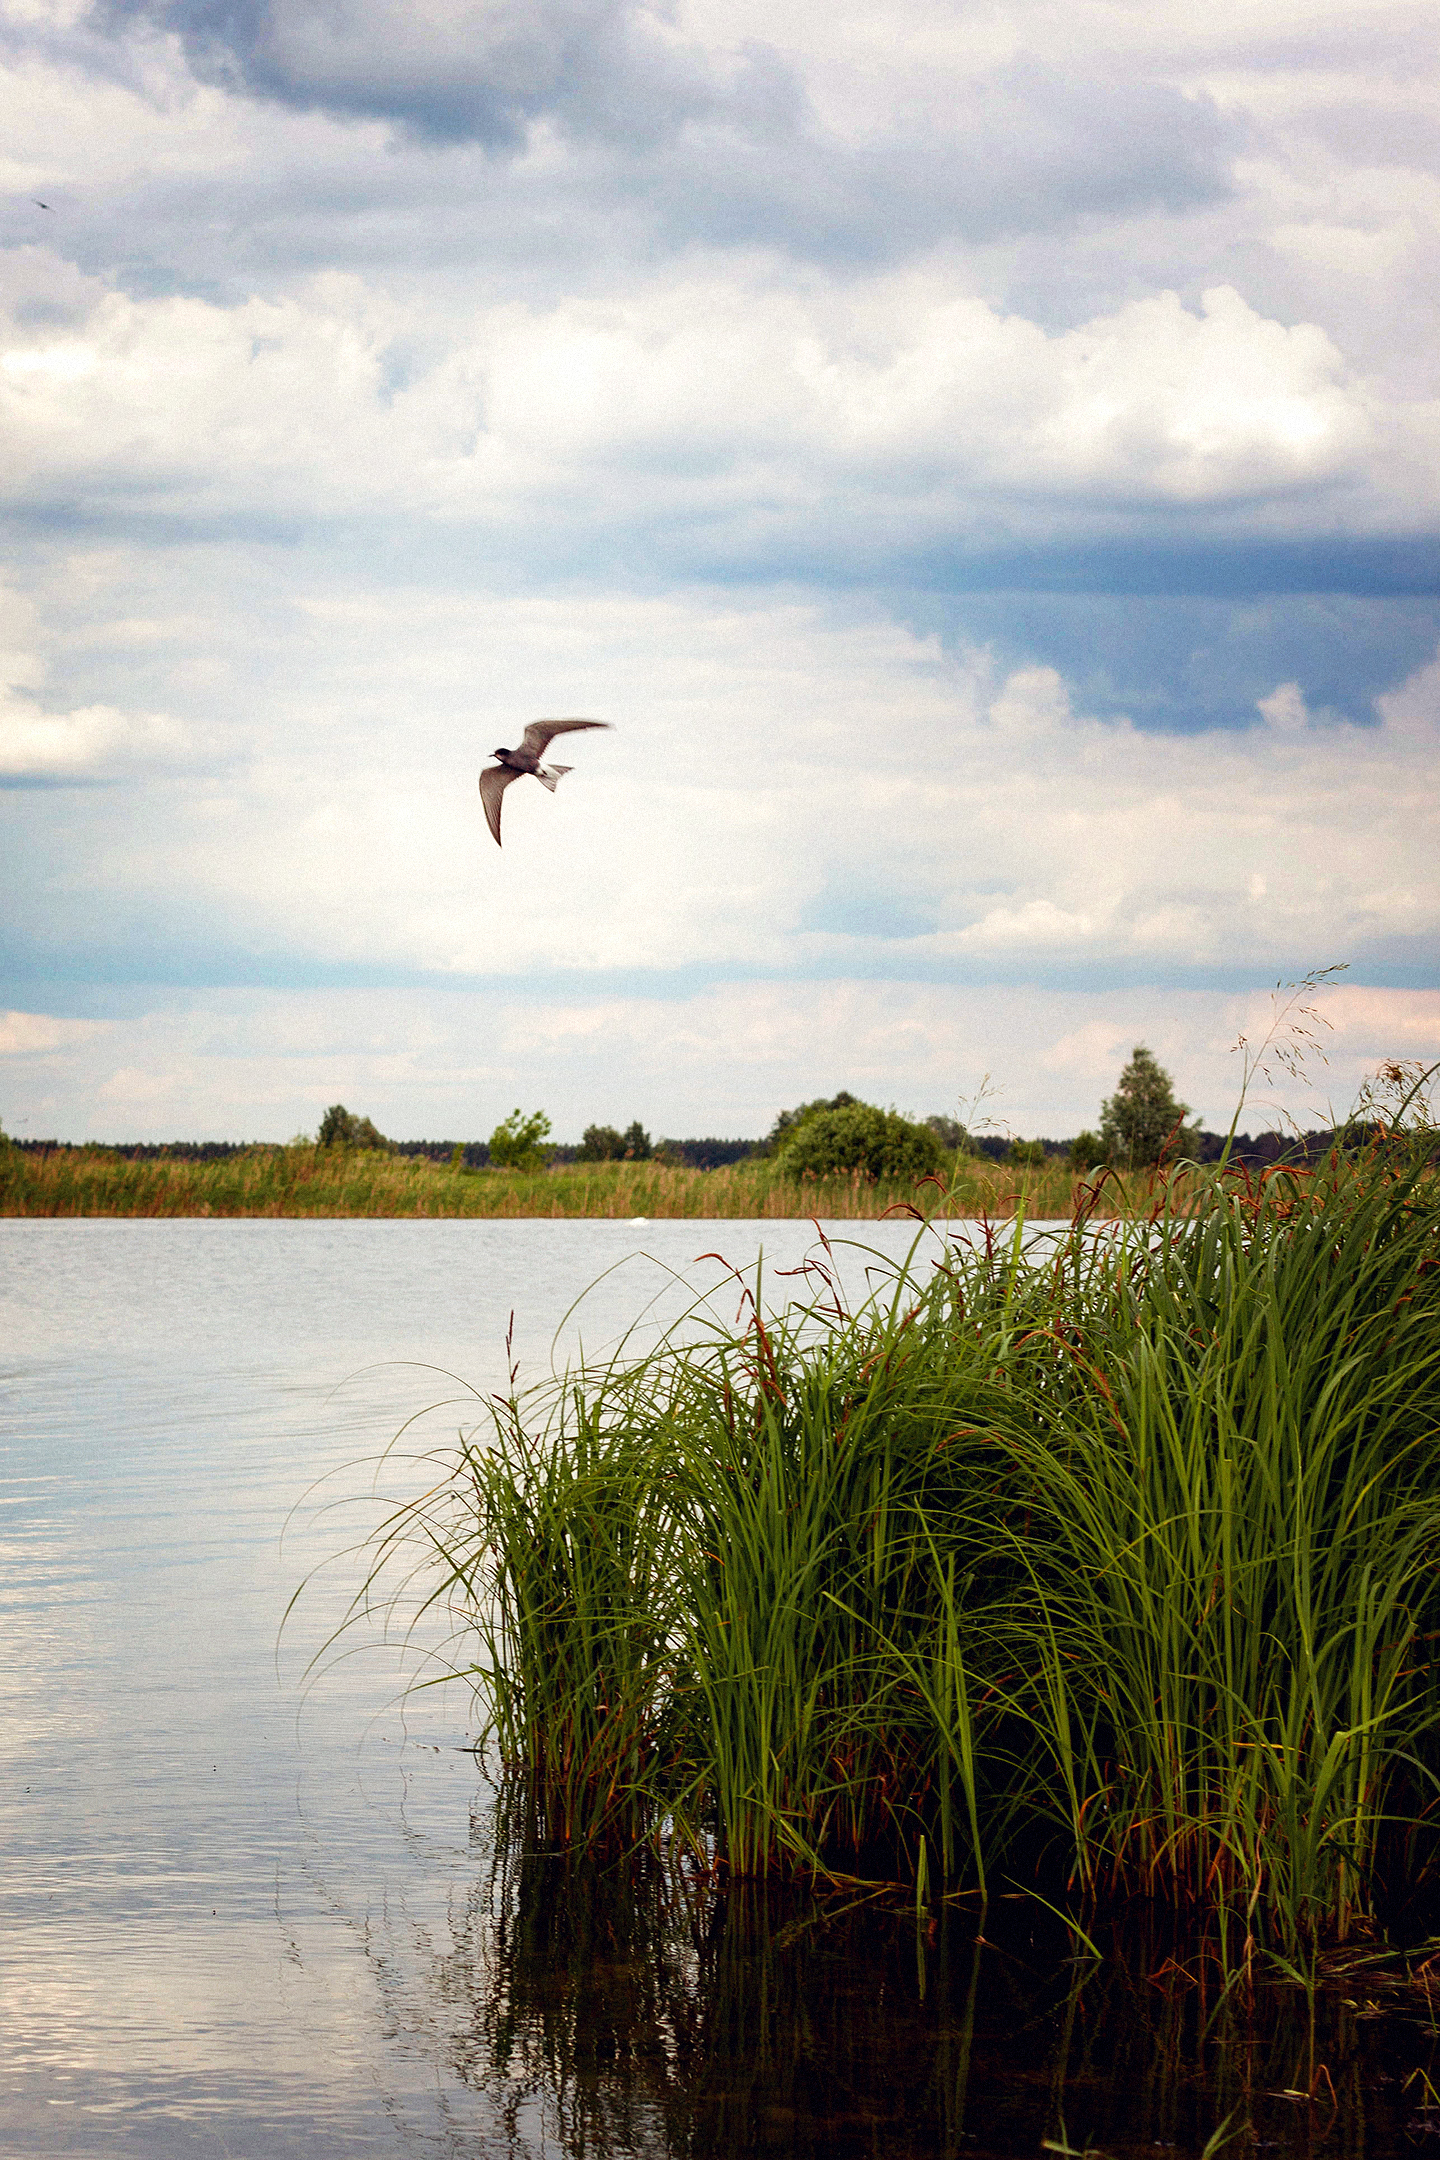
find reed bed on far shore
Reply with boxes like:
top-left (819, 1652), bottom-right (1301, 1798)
top-left (2, 1140), bottom-right (1127, 1219)
top-left (346, 1133), bottom-right (1440, 1963)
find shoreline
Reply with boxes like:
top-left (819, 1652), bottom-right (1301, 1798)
top-left (1, 1142), bottom-right (1143, 1220)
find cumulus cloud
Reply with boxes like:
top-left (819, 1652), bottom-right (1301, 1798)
top-left (570, 57), bottom-right (1239, 257)
top-left (1314, 984), bottom-right (1440, 1055)
top-left (0, 585), bottom-right (186, 781)
top-left (0, 1008), bottom-right (107, 1054)
top-left (0, 0), bottom-right (1429, 328)
top-left (4, 253), bottom-right (1420, 560)
top-left (479, 276), bottom-right (1376, 514)
top-left (0, 694), bottom-right (184, 780)
top-left (84, 0), bottom-right (1236, 259)
top-left (105, 0), bottom-right (776, 149)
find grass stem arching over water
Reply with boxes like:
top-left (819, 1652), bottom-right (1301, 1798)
top-left (351, 1134), bottom-right (1440, 1961)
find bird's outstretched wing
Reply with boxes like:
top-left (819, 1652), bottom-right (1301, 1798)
top-left (519, 718), bottom-right (611, 756)
top-left (479, 764), bottom-right (521, 847)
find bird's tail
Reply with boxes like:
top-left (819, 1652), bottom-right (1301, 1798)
top-left (536, 763), bottom-right (572, 792)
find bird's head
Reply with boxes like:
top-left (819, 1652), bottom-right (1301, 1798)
top-left (492, 745), bottom-right (510, 759)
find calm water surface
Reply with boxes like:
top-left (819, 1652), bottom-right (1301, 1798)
top-left (1, 1220), bottom-right (1434, 2159)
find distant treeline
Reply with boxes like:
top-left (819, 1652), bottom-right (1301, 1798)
top-left (379, 1136), bottom-right (760, 1170)
top-left (10, 1127), bottom-right (1396, 1168)
top-left (9, 1133), bottom-right (761, 1170)
top-left (14, 1138), bottom-right (267, 1162)
top-left (950, 1128), bottom-right (1395, 1167)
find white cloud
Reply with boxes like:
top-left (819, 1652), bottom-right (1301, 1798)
top-left (1257, 680), bottom-right (1309, 730)
top-left (0, 1009), bottom-right (107, 1054)
top-left (0, 583), bottom-right (187, 779)
top-left (1, 256), bottom-right (1419, 542)
top-left (0, 694), bottom-right (186, 779)
top-left (474, 278), bottom-right (1375, 508)
top-left (1315, 984), bottom-right (1440, 1053)
top-left (1, 0), bottom-right (1436, 553)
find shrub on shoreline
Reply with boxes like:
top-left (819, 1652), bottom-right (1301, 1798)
top-left (774, 1101), bottom-right (943, 1181)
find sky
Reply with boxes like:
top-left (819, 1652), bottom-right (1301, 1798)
top-left (2, 0), bottom-right (1438, 1145)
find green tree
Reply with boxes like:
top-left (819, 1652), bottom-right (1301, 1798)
top-left (1068, 1128), bottom-right (1105, 1170)
top-left (1099, 1047), bottom-right (1197, 1168)
top-left (1008, 1137), bottom-right (1047, 1168)
top-left (579, 1123), bottom-right (626, 1161)
top-left (317, 1103), bottom-right (387, 1149)
top-left (489, 1107), bottom-right (553, 1171)
top-left (761, 1089), bottom-right (860, 1156)
top-left (925, 1114), bottom-right (977, 1155)
top-left (775, 1101), bottom-right (943, 1182)
top-left (579, 1120), bottom-right (653, 1161)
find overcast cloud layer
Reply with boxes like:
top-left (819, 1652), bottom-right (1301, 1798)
top-left (2, 0), bottom-right (1437, 1140)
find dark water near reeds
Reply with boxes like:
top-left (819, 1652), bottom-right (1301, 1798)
top-left (1, 1219), bottom-right (1436, 2160)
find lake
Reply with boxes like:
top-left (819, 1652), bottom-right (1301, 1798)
top-left (1, 1219), bottom-right (1434, 2159)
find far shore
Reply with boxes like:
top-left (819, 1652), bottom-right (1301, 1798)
top-left (1, 1139), bottom-right (1156, 1220)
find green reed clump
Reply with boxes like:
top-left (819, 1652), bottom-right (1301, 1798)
top-left (355, 1233), bottom-right (1032, 1877)
top-left (360, 1372), bottom-right (693, 1854)
top-left (999, 1140), bottom-right (1440, 1951)
top-left (355, 1134), bottom-right (1440, 1955)
top-left (460, 1392), bottom-right (696, 1854)
top-left (654, 1261), bottom-right (1014, 1883)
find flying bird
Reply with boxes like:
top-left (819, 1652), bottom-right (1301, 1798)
top-left (479, 718), bottom-right (611, 847)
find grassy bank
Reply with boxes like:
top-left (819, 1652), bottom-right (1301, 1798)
top-left (351, 1137), bottom-right (1440, 1959)
top-left (2, 1140), bottom-right (1124, 1218)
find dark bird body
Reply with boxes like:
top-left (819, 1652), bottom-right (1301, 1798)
top-left (479, 718), bottom-right (611, 846)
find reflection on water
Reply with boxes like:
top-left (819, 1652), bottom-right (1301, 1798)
top-left (1, 1220), bottom-right (1436, 2158)
top-left (393, 1847), bottom-right (1440, 2160)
